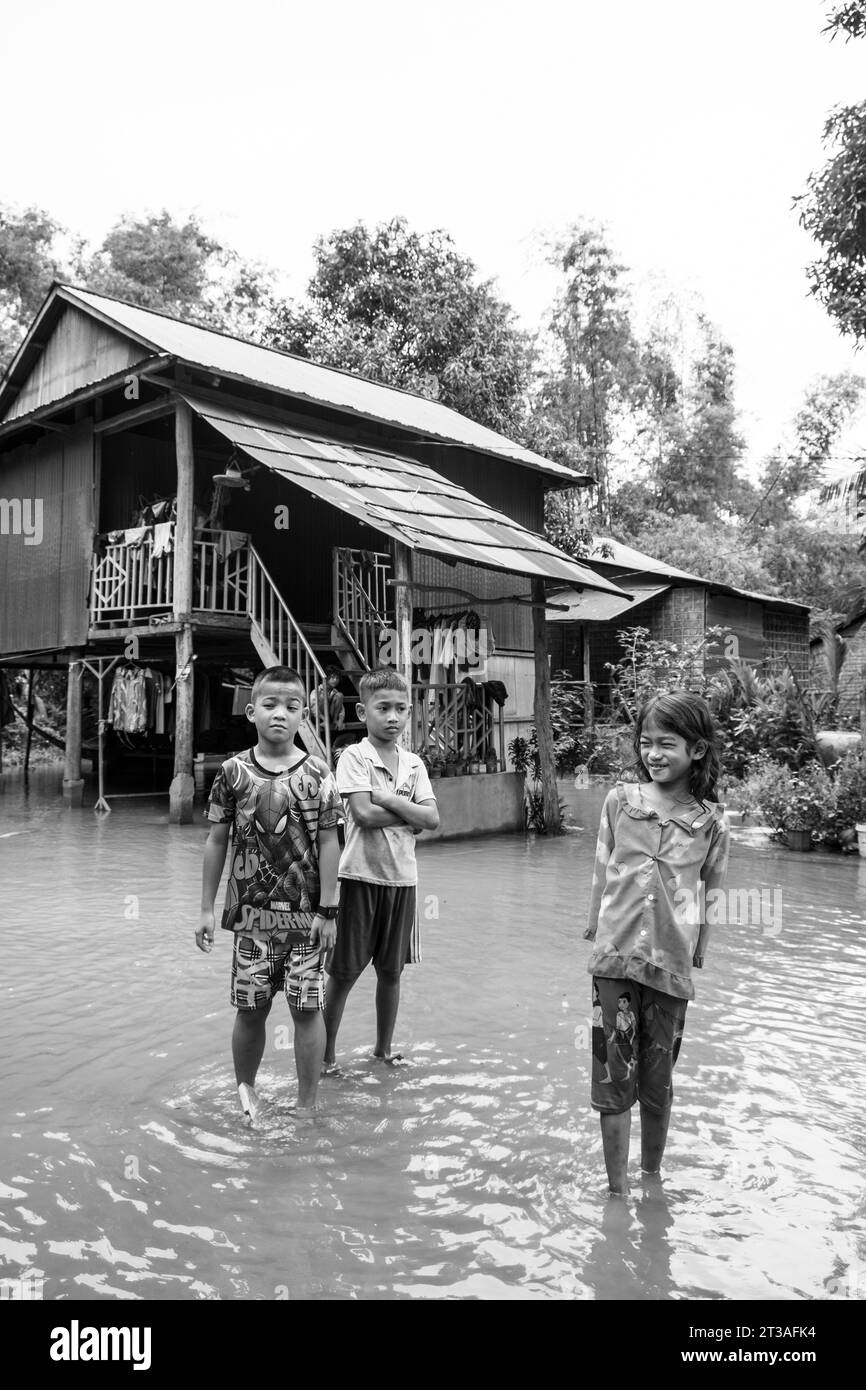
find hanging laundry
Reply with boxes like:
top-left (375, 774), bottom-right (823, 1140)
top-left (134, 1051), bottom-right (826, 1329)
top-left (107, 666), bottom-right (150, 733)
top-left (217, 530), bottom-right (248, 562)
top-left (151, 522), bottom-right (174, 558)
top-left (123, 526), bottom-right (151, 550)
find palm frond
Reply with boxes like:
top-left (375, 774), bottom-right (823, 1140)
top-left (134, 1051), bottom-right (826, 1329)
top-left (819, 464), bottom-right (866, 507)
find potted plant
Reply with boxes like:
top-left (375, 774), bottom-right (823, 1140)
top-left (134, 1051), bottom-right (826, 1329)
top-left (444, 750), bottom-right (459, 777)
top-left (428, 753), bottom-right (443, 779)
top-left (469, 756), bottom-right (482, 775)
top-left (827, 752), bottom-right (866, 855)
top-left (485, 748), bottom-right (499, 774)
top-left (779, 766), bottom-right (833, 851)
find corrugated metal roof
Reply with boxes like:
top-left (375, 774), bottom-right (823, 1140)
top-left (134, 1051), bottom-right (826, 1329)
top-left (44, 285), bottom-right (587, 483)
top-left (547, 580), bottom-right (670, 623)
top-left (182, 394), bottom-right (626, 594)
top-left (584, 536), bottom-right (811, 612)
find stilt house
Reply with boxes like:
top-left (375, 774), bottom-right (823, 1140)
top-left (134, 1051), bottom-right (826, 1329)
top-left (0, 284), bottom-right (624, 829)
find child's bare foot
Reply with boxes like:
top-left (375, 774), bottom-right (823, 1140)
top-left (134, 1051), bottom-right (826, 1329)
top-left (371, 1052), bottom-right (407, 1068)
top-left (320, 1062), bottom-right (342, 1077)
top-left (237, 1082), bottom-right (261, 1125)
top-left (287, 1105), bottom-right (319, 1121)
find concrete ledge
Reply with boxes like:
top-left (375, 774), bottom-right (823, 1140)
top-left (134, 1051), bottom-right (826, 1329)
top-left (419, 771), bottom-right (525, 842)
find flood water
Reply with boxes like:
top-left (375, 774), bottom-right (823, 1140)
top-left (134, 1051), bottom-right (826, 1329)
top-left (1, 770), bottom-right (865, 1301)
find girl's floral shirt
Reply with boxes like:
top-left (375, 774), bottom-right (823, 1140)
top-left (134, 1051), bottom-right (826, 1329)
top-left (584, 782), bottom-right (730, 1000)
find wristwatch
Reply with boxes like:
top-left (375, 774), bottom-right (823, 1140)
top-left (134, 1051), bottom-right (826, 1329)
top-left (317, 904), bottom-right (339, 920)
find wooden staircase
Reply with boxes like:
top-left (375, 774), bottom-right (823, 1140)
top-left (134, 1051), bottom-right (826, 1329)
top-left (299, 623), bottom-right (367, 739)
top-left (247, 546), bottom-right (332, 763)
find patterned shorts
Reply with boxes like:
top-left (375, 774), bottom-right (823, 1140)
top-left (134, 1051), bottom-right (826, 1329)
top-left (230, 920), bottom-right (324, 1012)
top-left (590, 976), bottom-right (688, 1115)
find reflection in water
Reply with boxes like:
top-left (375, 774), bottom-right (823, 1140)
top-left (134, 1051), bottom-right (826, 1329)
top-left (1, 773), bottom-right (865, 1299)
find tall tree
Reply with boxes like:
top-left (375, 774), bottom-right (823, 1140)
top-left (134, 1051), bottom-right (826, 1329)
top-left (0, 204), bottom-right (64, 370)
top-left (264, 217), bottom-right (531, 435)
top-left (529, 223), bottom-right (637, 524)
top-left (750, 372), bottom-right (864, 526)
top-left (610, 302), bottom-right (750, 526)
top-left (76, 211), bottom-right (274, 340)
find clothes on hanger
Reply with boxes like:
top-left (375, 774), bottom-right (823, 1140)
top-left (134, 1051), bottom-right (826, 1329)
top-left (107, 665), bottom-right (150, 733)
top-left (106, 664), bottom-right (173, 734)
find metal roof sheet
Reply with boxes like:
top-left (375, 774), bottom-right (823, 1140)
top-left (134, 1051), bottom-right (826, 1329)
top-left (50, 285), bottom-right (587, 483)
top-left (547, 580), bottom-right (670, 623)
top-left (585, 536), bottom-right (811, 612)
top-left (182, 394), bottom-right (626, 594)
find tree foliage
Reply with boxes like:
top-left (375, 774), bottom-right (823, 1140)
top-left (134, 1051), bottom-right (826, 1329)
top-left (263, 217), bottom-right (531, 435)
top-left (634, 313), bottom-right (748, 521)
top-left (0, 204), bottom-right (64, 368)
top-left (527, 223), bottom-right (637, 521)
top-left (76, 211), bottom-right (274, 340)
top-left (825, 2), bottom-right (866, 40)
top-left (751, 372), bottom-right (864, 525)
top-left (799, 101), bottom-right (866, 340)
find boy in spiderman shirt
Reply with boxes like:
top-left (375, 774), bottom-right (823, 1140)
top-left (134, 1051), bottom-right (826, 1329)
top-left (196, 666), bottom-right (343, 1121)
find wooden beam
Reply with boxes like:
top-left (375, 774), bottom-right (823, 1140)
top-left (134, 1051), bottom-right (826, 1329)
top-left (531, 577), bottom-right (562, 834)
top-left (170, 400), bottom-right (196, 824)
top-left (63, 652), bottom-right (85, 805)
top-left (0, 355), bottom-right (173, 441)
top-left (94, 397), bottom-right (177, 435)
top-left (393, 542), bottom-right (414, 750)
top-left (388, 579), bottom-right (571, 611)
top-left (24, 669), bottom-right (36, 775)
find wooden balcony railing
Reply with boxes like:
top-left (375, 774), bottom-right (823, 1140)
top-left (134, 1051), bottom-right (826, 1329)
top-left (90, 530), bottom-right (249, 627)
top-left (412, 683), bottom-right (505, 767)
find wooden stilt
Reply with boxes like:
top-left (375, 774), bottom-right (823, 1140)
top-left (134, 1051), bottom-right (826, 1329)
top-left (531, 577), bottom-right (562, 834)
top-left (24, 669), bottom-right (35, 776)
top-left (170, 400), bottom-right (195, 824)
top-left (393, 542), bottom-right (414, 751)
top-left (63, 650), bottom-right (85, 806)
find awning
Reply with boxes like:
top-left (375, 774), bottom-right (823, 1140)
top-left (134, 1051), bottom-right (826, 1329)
top-left (546, 579), bottom-right (671, 623)
top-left (182, 395), bottom-right (627, 595)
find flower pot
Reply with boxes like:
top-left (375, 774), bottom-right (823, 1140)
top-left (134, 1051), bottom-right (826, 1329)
top-left (856, 823), bottom-right (866, 858)
top-left (786, 828), bottom-right (813, 851)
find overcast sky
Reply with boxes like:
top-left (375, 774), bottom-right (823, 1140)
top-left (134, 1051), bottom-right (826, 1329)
top-left (5, 0), bottom-right (865, 469)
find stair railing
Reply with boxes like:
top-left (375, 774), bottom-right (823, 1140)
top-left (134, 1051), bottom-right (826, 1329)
top-left (247, 544), bottom-right (331, 762)
top-left (333, 547), bottom-right (393, 673)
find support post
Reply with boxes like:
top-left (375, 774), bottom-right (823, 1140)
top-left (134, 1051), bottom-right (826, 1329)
top-left (170, 400), bottom-right (195, 824)
top-left (581, 623), bottom-right (594, 732)
top-left (531, 577), bottom-right (562, 834)
top-left (63, 651), bottom-right (85, 805)
top-left (393, 543), bottom-right (414, 751)
top-left (24, 669), bottom-right (35, 775)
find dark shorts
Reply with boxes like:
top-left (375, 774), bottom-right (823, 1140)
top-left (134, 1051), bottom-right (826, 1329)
top-left (590, 976), bottom-right (688, 1115)
top-left (328, 880), bottom-right (417, 981)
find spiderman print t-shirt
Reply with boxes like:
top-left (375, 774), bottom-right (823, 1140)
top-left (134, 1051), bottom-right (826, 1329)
top-left (206, 749), bottom-right (344, 936)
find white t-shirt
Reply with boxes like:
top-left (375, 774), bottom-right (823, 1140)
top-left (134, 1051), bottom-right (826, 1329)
top-left (336, 737), bottom-right (436, 886)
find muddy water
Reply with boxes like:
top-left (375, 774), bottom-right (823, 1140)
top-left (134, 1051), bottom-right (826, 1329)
top-left (1, 769), bottom-right (864, 1300)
